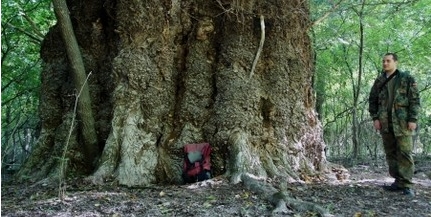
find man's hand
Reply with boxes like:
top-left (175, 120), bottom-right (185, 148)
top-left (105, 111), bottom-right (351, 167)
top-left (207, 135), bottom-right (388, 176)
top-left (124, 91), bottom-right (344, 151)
top-left (408, 122), bottom-right (417, 131)
top-left (373, 120), bottom-right (381, 130)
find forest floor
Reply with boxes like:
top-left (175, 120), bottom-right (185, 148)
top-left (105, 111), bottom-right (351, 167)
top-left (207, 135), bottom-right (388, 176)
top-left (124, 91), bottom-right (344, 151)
top-left (2, 157), bottom-right (431, 217)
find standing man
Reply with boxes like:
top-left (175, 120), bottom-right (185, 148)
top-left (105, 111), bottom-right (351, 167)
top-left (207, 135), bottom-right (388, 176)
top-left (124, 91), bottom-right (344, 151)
top-left (368, 53), bottom-right (420, 196)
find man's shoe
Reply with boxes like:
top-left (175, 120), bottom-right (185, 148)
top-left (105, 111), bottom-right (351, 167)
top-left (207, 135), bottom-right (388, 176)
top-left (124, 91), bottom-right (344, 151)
top-left (402, 188), bottom-right (415, 196)
top-left (383, 183), bottom-right (403, 191)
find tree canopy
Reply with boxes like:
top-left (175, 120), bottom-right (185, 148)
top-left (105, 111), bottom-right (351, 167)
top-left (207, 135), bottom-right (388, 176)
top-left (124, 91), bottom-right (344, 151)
top-left (1, 0), bottom-right (54, 170)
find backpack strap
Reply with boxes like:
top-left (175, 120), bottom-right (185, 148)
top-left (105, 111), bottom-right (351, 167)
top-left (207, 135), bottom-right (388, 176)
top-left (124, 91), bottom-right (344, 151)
top-left (200, 143), bottom-right (211, 171)
top-left (378, 70), bottom-right (398, 93)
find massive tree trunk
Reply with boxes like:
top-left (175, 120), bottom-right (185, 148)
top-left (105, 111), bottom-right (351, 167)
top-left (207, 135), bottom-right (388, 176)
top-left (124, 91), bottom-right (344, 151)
top-left (19, 0), bottom-right (327, 187)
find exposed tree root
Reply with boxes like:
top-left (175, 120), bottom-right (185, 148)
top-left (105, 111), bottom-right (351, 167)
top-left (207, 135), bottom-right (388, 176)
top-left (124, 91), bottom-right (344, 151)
top-left (240, 173), bottom-right (333, 217)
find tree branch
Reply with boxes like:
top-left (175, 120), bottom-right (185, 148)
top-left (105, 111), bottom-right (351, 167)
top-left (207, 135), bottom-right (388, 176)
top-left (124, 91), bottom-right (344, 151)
top-left (21, 12), bottom-right (46, 39)
top-left (59, 72), bottom-right (92, 200)
top-left (5, 22), bottom-right (43, 44)
top-left (309, 0), bottom-right (344, 29)
top-left (249, 15), bottom-right (265, 80)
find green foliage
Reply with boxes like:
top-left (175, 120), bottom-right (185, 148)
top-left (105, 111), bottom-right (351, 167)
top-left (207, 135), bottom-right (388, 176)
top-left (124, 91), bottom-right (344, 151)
top-left (311, 0), bottom-right (431, 158)
top-left (1, 0), bottom-right (55, 168)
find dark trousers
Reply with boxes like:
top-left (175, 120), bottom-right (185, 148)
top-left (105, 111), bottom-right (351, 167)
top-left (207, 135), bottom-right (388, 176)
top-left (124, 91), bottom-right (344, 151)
top-left (381, 130), bottom-right (415, 188)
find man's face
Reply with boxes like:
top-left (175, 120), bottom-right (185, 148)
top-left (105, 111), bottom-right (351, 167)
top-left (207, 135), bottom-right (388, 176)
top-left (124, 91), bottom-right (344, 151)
top-left (382, 55), bottom-right (397, 73)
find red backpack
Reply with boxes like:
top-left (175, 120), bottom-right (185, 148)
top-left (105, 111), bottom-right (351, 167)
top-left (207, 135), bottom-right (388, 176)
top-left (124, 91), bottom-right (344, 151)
top-left (182, 143), bottom-right (211, 183)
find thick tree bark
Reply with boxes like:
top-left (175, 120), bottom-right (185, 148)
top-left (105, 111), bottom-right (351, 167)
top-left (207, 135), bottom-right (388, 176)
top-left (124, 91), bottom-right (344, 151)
top-left (20, 0), bottom-right (328, 188)
top-left (90, 0), bottom-right (326, 186)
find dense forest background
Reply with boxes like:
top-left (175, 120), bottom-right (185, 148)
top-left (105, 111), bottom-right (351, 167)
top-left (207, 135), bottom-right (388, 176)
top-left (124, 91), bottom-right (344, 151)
top-left (2, 0), bottom-right (430, 173)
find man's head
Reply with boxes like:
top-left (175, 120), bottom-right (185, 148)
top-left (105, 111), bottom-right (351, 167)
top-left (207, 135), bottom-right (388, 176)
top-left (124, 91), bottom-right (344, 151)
top-left (382, 53), bottom-right (398, 73)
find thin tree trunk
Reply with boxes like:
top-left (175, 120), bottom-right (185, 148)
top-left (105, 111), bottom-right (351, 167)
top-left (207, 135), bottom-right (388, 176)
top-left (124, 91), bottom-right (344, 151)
top-left (52, 0), bottom-right (98, 166)
top-left (311, 35), bottom-right (325, 121)
top-left (352, 0), bottom-right (366, 159)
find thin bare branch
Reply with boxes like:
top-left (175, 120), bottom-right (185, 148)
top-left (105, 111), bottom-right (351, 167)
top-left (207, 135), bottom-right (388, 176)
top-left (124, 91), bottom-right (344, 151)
top-left (59, 71), bottom-right (92, 200)
top-left (5, 22), bottom-right (43, 44)
top-left (21, 13), bottom-right (46, 39)
top-left (309, 0), bottom-right (344, 29)
top-left (249, 15), bottom-right (265, 80)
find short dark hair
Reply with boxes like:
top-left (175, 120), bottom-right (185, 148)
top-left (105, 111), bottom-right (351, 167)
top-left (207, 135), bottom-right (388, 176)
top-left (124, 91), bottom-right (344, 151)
top-left (384, 53), bottom-right (398, 61)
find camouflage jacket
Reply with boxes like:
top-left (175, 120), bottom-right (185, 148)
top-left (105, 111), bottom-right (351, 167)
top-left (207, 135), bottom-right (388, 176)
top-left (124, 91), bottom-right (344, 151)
top-left (368, 69), bottom-right (420, 136)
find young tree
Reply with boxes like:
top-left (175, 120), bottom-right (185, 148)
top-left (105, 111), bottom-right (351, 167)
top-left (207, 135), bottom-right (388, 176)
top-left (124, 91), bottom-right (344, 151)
top-left (52, 0), bottom-right (98, 166)
top-left (18, 0), bottom-right (328, 187)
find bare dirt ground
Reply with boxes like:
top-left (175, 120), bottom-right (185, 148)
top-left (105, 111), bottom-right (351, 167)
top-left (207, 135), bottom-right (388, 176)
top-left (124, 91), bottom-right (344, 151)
top-left (2, 157), bottom-right (430, 217)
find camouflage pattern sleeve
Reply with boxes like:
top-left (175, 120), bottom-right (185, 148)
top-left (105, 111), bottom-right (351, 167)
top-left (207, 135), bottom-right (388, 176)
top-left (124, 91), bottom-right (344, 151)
top-left (368, 77), bottom-right (381, 120)
top-left (407, 75), bottom-right (421, 122)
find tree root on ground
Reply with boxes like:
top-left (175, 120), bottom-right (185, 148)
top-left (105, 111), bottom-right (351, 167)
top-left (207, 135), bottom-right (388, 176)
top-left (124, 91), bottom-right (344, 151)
top-left (240, 173), bottom-right (333, 217)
